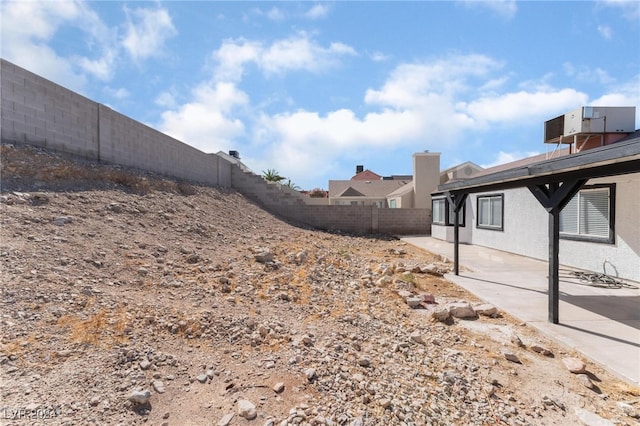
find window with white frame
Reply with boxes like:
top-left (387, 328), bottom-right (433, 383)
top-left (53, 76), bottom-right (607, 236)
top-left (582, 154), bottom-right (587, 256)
top-left (560, 184), bottom-right (614, 243)
top-left (432, 198), bottom-right (446, 225)
top-left (389, 199), bottom-right (397, 208)
top-left (477, 194), bottom-right (503, 230)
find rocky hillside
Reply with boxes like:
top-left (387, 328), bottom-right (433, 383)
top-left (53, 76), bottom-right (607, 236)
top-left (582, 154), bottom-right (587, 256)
top-left (0, 143), bottom-right (638, 426)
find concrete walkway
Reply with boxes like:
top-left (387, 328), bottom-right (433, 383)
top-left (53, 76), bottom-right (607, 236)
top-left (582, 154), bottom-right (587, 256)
top-left (402, 236), bottom-right (640, 386)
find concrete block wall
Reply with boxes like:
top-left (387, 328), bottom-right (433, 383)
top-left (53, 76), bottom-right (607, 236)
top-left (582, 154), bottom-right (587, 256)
top-left (300, 205), bottom-right (429, 235)
top-left (1, 59), bottom-right (228, 187)
top-left (98, 106), bottom-right (226, 186)
top-left (1, 58), bottom-right (430, 236)
top-left (1, 60), bottom-right (100, 159)
top-left (378, 207), bottom-right (431, 234)
top-left (302, 205), bottom-right (374, 234)
top-left (230, 166), bottom-right (309, 212)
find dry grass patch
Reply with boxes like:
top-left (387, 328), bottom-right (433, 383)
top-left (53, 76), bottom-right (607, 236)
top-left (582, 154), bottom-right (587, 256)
top-left (57, 309), bottom-right (130, 346)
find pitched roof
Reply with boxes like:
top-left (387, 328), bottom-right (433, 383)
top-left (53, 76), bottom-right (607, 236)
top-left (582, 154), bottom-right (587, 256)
top-left (351, 169), bottom-right (382, 180)
top-left (439, 161), bottom-right (483, 176)
top-left (329, 179), bottom-right (411, 198)
top-left (339, 186), bottom-right (365, 197)
top-left (386, 181), bottom-right (413, 198)
top-left (472, 147), bottom-right (571, 178)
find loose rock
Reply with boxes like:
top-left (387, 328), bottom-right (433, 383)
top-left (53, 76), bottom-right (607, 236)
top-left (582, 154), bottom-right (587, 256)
top-left (562, 357), bottom-right (587, 374)
top-left (238, 399), bottom-right (257, 420)
top-left (129, 390), bottom-right (151, 405)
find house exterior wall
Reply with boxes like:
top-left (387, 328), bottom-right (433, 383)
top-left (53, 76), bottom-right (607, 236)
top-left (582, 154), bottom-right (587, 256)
top-left (331, 197), bottom-right (387, 207)
top-left (559, 174), bottom-right (640, 282)
top-left (388, 190), bottom-right (413, 208)
top-left (468, 188), bottom-right (549, 260)
top-left (430, 196), bottom-right (474, 243)
top-left (433, 173), bottom-right (640, 282)
top-left (413, 152), bottom-right (440, 209)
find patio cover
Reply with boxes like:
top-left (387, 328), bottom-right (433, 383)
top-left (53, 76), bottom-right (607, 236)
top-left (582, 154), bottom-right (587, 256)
top-left (436, 134), bottom-right (640, 323)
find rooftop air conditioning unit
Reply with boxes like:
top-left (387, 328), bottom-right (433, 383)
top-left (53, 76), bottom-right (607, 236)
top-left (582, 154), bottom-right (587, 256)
top-left (544, 106), bottom-right (636, 144)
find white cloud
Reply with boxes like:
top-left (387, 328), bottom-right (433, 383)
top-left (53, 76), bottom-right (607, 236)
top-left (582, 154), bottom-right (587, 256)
top-left (306, 4), bottom-right (330, 19)
top-left (364, 54), bottom-right (502, 108)
top-left (462, 89), bottom-right (589, 124)
top-left (369, 51), bottom-right (391, 62)
top-left (159, 82), bottom-right (249, 153)
top-left (213, 38), bottom-right (262, 82)
top-left (104, 86), bottom-right (130, 100)
top-left (260, 33), bottom-right (357, 75)
top-left (266, 7), bottom-right (285, 22)
top-left (155, 91), bottom-right (178, 108)
top-left (212, 33), bottom-right (357, 81)
top-left (599, 0), bottom-right (640, 20)
top-left (481, 150), bottom-right (541, 169)
top-left (76, 49), bottom-right (118, 81)
top-left (122, 6), bottom-right (177, 62)
top-left (590, 75), bottom-right (640, 110)
top-left (242, 52), bottom-right (619, 185)
top-left (563, 63), bottom-right (615, 85)
top-left (597, 24), bottom-right (613, 39)
top-left (460, 0), bottom-right (517, 19)
top-left (1, 0), bottom-right (119, 86)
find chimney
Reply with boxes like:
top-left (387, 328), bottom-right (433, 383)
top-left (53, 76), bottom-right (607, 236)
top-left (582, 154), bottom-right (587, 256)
top-left (356, 165), bottom-right (364, 174)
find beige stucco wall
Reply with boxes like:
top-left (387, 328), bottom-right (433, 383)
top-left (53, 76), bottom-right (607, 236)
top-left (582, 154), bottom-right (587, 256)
top-left (413, 153), bottom-right (440, 209)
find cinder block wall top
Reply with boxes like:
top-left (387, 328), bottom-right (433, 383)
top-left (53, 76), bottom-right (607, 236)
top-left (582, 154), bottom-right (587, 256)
top-left (0, 59), bottom-right (229, 188)
top-left (1, 58), bottom-right (431, 236)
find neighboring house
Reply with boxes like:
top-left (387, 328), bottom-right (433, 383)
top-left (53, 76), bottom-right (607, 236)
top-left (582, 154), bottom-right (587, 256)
top-left (432, 106), bottom-right (639, 283)
top-left (386, 152), bottom-right (441, 209)
top-left (438, 161), bottom-right (484, 185)
top-left (328, 152), bottom-right (441, 208)
top-left (329, 179), bottom-right (410, 207)
top-left (351, 166), bottom-right (383, 181)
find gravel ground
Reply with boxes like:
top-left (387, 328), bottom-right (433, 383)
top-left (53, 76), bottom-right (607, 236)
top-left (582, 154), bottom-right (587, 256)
top-left (1, 143), bottom-right (639, 426)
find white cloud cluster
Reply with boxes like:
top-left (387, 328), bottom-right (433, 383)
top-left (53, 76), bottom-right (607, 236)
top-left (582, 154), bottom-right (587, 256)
top-left (162, 26), bottom-right (635, 187)
top-left (1, 0), bottom-right (92, 91)
top-left (597, 24), bottom-right (613, 40)
top-left (244, 54), bottom-right (569, 182)
top-left (460, 0), bottom-right (518, 19)
top-left (213, 32), bottom-right (357, 82)
top-left (159, 82), bottom-right (249, 153)
top-left (0, 0), bottom-right (176, 92)
top-left (600, 0), bottom-right (640, 20)
top-left (159, 33), bottom-right (357, 154)
top-left (305, 4), bottom-right (330, 20)
top-left (480, 150), bottom-right (541, 169)
top-left (250, 3), bottom-right (330, 22)
top-left (122, 6), bottom-right (177, 63)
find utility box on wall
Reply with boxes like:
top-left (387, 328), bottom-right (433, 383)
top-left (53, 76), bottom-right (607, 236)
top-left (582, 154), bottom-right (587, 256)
top-left (564, 106), bottom-right (635, 136)
top-left (544, 106), bottom-right (636, 144)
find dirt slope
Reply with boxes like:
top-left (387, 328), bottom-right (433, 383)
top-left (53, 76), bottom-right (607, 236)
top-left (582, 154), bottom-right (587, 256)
top-left (1, 143), bottom-right (638, 426)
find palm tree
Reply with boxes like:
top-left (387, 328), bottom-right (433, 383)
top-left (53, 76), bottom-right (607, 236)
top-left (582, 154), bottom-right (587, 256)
top-left (283, 179), bottom-right (301, 191)
top-left (262, 169), bottom-right (285, 183)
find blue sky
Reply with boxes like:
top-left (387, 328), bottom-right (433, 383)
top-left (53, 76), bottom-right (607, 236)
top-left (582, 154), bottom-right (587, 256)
top-left (2, 1), bottom-right (639, 190)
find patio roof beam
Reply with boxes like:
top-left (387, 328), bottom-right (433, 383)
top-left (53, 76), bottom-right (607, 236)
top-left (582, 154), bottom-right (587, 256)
top-left (445, 192), bottom-right (468, 276)
top-left (527, 179), bottom-right (587, 323)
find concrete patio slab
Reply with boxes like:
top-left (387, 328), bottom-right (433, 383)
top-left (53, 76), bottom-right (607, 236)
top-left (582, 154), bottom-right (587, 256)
top-left (402, 236), bottom-right (640, 386)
